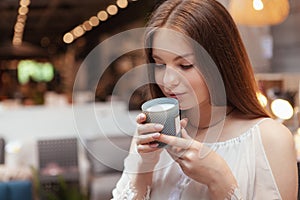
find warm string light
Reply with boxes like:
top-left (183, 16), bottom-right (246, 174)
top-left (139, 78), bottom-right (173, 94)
top-left (12, 0), bottom-right (31, 45)
top-left (97, 11), bottom-right (109, 21)
top-left (63, 0), bottom-right (134, 44)
top-left (107, 5), bottom-right (118, 15)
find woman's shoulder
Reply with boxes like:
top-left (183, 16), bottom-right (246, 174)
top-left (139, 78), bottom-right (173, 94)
top-left (257, 117), bottom-right (296, 164)
top-left (226, 116), bottom-right (294, 147)
top-left (257, 118), bottom-right (294, 144)
top-left (232, 112), bottom-right (292, 138)
top-left (257, 118), bottom-right (298, 199)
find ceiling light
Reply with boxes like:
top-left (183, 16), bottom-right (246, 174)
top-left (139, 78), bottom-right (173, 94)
top-left (63, 33), bottom-right (74, 44)
top-left (89, 16), bottom-right (99, 27)
top-left (14, 22), bottom-right (24, 32)
top-left (252, 0), bottom-right (263, 11)
top-left (271, 99), bottom-right (294, 120)
top-left (18, 6), bottom-right (29, 15)
top-left (17, 15), bottom-right (27, 22)
top-left (107, 5), bottom-right (118, 15)
top-left (82, 21), bottom-right (92, 31)
top-left (20, 0), bottom-right (30, 7)
top-left (97, 10), bottom-right (108, 21)
top-left (12, 38), bottom-right (22, 46)
top-left (117, 0), bottom-right (128, 9)
top-left (62, 0), bottom-right (137, 44)
top-left (229, 0), bottom-right (290, 26)
top-left (73, 26), bottom-right (85, 37)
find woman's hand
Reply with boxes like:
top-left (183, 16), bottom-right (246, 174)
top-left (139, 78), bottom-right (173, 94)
top-left (152, 127), bottom-right (238, 200)
top-left (134, 113), bottom-right (164, 167)
top-left (135, 113), bottom-right (163, 152)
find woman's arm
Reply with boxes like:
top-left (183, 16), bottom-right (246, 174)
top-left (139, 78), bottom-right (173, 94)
top-left (259, 119), bottom-right (298, 200)
top-left (130, 171), bottom-right (153, 200)
top-left (112, 138), bottom-right (159, 200)
top-left (112, 113), bottom-right (164, 199)
top-left (127, 137), bottom-right (159, 200)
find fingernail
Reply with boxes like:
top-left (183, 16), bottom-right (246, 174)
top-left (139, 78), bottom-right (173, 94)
top-left (152, 132), bottom-right (161, 139)
top-left (149, 142), bottom-right (159, 148)
top-left (154, 124), bottom-right (163, 131)
top-left (139, 114), bottom-right (146, 120)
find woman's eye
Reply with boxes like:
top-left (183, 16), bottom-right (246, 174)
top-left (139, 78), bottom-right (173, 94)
top-left (155, 63), bottom-right (166, 69)
top-left (180, 64), bottom-right (193, 70)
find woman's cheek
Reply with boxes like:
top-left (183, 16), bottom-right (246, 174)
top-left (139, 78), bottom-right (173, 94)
top-left (154, 72), bottom-right (164, 87)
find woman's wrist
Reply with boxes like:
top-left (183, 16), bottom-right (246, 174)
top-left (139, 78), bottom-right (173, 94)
top-left (207, 166), bottom-right (238, 200)
top-left (134, 146), bottom-right (161, 172)
top-left (224, 184), bottom-right (243, 200)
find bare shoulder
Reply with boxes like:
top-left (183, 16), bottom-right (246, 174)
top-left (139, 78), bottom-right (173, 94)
top-left (258, 118), bottom-right (296, 167)
top-left (258, 118), bottom-right (298, 200)
top-left (258, 118), bottom-right (295, 152)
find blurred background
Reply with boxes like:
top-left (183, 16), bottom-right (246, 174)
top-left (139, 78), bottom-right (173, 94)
top-left (0, 0), bottom-right (299, 107)
top-left (0, 0), bottom-right (300, 199)
top-left (0, 0), bottom-right (160, 108)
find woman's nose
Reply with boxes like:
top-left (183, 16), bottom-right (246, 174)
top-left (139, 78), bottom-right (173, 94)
top-left (163, 66), bottom-right (179, 88)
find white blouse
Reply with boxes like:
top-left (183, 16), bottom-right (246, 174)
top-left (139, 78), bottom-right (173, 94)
top-left (112, 119), bottom-right (282, 200)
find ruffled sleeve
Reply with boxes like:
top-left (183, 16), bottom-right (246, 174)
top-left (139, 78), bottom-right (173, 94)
top-left (111, 143), bottom-right (153, 200)
top-left (112, 180), bottom-right (151, 200)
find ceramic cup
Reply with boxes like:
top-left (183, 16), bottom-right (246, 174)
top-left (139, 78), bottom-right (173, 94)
top-left (141, 97), bottom-right (181, 147)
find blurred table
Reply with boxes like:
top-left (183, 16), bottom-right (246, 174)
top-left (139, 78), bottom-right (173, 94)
top-left (0, 101), bottom-right (139, 192)
top-left (0, 165), bottom-right (32, 181)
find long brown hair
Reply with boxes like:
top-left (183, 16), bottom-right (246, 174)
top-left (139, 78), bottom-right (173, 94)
top-left (144, 0), bottom-right (270, 118)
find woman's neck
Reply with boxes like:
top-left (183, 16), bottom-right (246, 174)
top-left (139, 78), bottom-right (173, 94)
top-left (182, 104), bottom-right (234, 143)
top-left (182, 102), bottom-right (232, 132)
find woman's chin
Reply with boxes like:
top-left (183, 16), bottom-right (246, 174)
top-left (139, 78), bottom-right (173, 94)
top-left (179, 102), bottom-right (195, 111)
top-left (179, 100), bottom-right (201, 111)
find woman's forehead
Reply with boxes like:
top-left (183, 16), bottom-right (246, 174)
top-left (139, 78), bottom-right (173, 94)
top-left (151, 29), bottom-right (193, 56)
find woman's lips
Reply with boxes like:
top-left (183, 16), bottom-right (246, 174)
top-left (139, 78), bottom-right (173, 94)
top-left (168, 93), bottom-right (185, 99)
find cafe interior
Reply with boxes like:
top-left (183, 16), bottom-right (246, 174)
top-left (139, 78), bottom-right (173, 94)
top-left (0, 0), bottom-right (299, 199)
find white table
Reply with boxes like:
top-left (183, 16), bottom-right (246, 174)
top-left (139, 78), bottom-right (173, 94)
top-left (0, 101), bottom-right (140, 189)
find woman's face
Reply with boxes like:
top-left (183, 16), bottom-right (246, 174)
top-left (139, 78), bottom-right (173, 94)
top-left (151, 29), bottom-right (210, 110)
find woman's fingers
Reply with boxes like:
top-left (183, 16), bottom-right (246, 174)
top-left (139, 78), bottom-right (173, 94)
top-left (136, 136), bottom-right (160, 153)
top-left (136, 143), bottom-right (160, 153)
top-left (137, 123), bottom-right (163, 135)
top-left (180, 118), bottom-right (188, 129)
top-left (153, 133), bottom-right (193, 149)
top-left (181, 127), bottom-right (192, 139)
top-left (135, 113), bottom-right (164, 153)
top-left (136, 113), bottom-right (147, 124)
top-left (135, 132), bottom-right (161, 153)
top-left (136, 132), bottom-right (160, 145)
top-left (166, 145), bottom-right (186, 160)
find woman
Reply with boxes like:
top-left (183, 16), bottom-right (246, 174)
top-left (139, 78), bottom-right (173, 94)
top-left (112, 0), bottom-right (297, 199)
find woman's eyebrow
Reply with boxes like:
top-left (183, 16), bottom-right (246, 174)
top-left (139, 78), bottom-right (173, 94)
top-left (174, 53), bottom-right (194, 61)
top-left (152, 53), bottom-right (194, 61)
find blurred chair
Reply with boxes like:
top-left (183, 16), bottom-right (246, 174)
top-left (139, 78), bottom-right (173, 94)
top-left (85, 135), bottom-right (131, 200)
top-left (0, 137), bottom-right (5, 164)
top-left (37, 137), bottom-right (79, 199)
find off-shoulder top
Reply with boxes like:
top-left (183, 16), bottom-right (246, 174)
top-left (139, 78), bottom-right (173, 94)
top-left (112, 118), bottom-right (282, 200)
